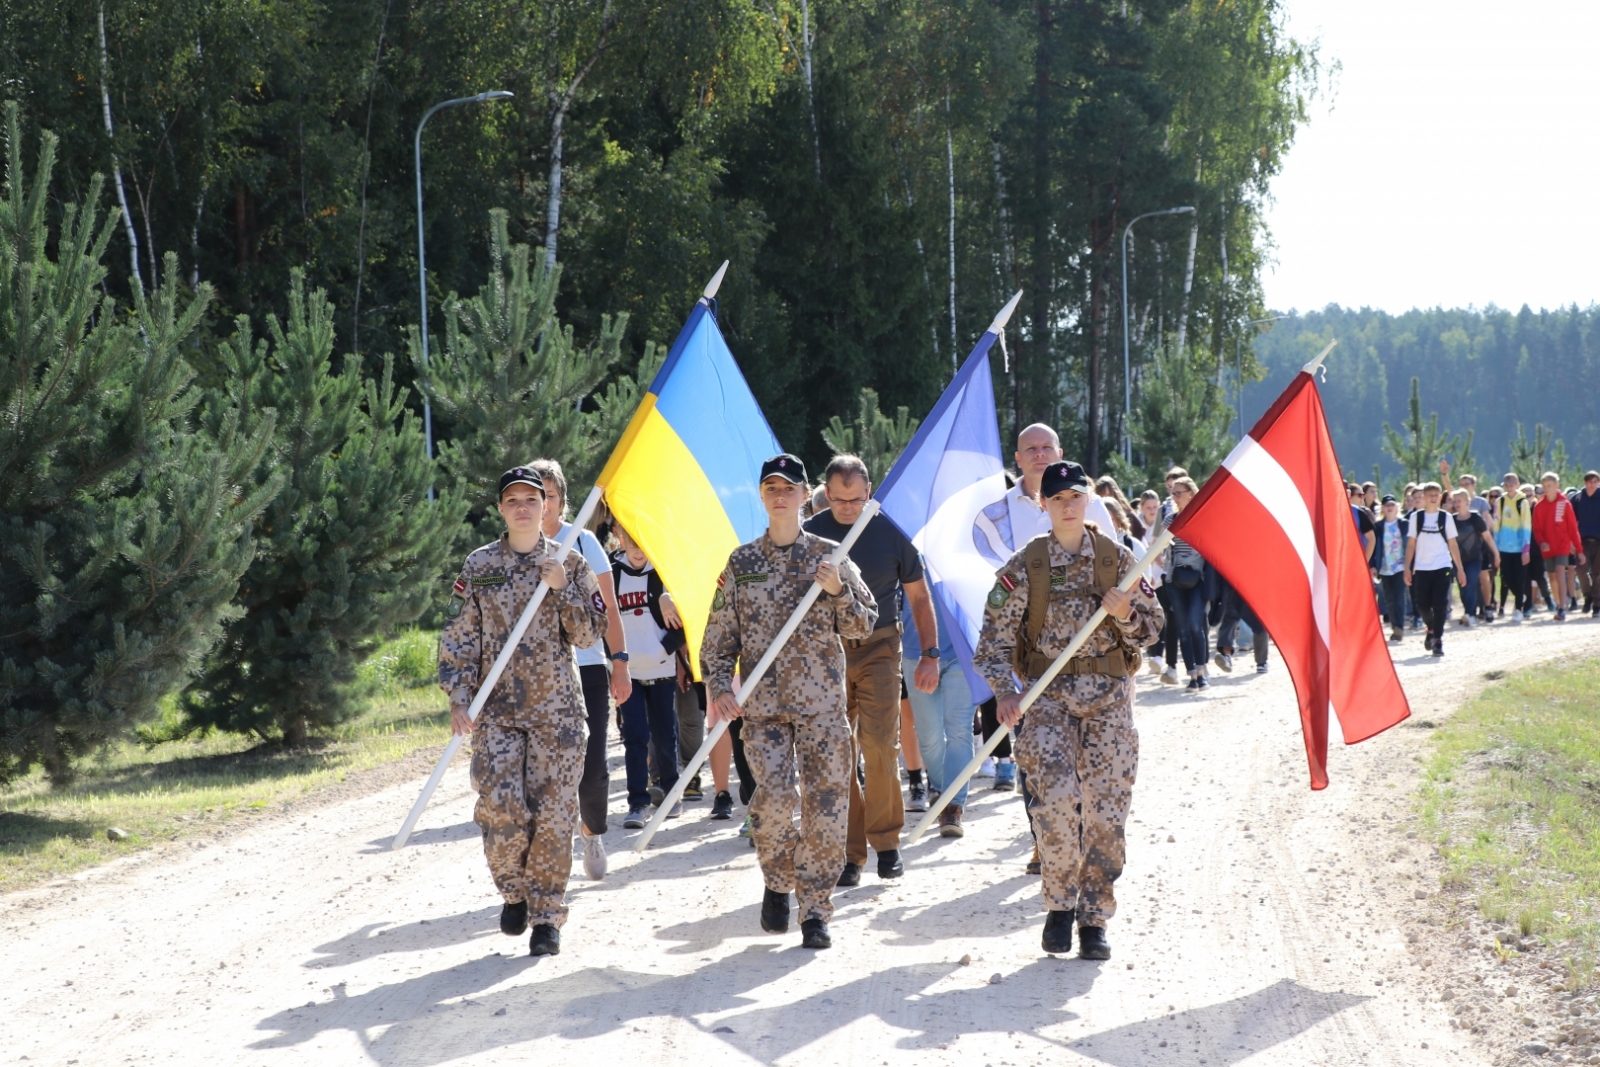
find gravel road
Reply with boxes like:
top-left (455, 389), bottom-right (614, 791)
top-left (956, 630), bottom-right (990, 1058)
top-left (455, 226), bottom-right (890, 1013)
top-left (6, 615), bottom-right (1600, 1067)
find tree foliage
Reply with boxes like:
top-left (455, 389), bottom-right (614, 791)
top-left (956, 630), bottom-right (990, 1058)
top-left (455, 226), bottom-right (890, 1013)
top-left (1109, 348), bottom-right (1233, 491)
top-left (181, 274), bottom-right (463, 744)
top-left (0, 107), bottom-right (278, 784)
top-left (1383, 378), bottom-right (1459, 488)
top-left (1253, 307), bottom-right (1600, 485)
top-left (819, 388), bottom-right (921, 484)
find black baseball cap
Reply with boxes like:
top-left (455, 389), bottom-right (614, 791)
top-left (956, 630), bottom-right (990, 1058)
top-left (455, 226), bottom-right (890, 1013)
top-left (759, 453), bottom-right (808, 486)
top-left (1040, 461), bottom-right (1091, 498)
top-left (498, 466), bottom-right (544, 499)
top-left (1381, 494), bottom-right (1397, 504)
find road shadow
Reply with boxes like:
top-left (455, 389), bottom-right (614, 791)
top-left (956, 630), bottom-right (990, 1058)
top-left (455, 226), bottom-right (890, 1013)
top-left (1065, 977), bottom-right (1370, 1066)
top-left (361, 821), bottom-right (479, 852)
top-left (302, 906), bottom-right (503, 969)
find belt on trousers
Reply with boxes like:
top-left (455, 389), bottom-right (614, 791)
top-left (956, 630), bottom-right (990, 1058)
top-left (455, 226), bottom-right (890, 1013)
top-left (843, 624), bottom-right (901, 651)
top-left (1021, 645), bottom-right (1132, 680)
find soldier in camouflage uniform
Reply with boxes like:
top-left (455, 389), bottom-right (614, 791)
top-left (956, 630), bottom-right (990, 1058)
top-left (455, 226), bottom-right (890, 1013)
top-left (702, 453), bottom-right (878, 950)
top-left (974, 461), bottom-right (1162, 961)
top-left (439, 467), bottom-right (607, 957)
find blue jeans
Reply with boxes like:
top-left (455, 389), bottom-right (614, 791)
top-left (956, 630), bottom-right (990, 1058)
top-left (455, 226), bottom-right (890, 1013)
top-left (619, 677), bottom-right (679, 809)
top-left (1379, 572), bottom-right (1407, 632)
top-left (1168, 582), bottom-right (1210, 672)
top-left (1461, 560), bottom-right (1483, 618)
top-left (903, 657), bottom-right (974, 808)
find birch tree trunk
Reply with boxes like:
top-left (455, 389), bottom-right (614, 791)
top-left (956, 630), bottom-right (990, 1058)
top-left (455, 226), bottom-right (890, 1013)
top-left (946, 117), bottom-right (956, 366)
top-left (1174, 214), bottom-right (1198, 357)
top-left (97, 5), bottom-right (142, 292)
top-left (544, 1), bottom-right (615, 271)
top-left (802, 0), bottom-right (820, 181)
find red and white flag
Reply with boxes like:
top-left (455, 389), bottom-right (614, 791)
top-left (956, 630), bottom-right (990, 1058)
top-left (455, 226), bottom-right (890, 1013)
top-left (1167, 345), bottom-right (1410, 789)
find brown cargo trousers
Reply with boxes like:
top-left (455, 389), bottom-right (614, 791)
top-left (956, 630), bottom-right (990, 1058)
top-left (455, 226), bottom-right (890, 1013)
top-left (844, 628), bottom-right (905, 864)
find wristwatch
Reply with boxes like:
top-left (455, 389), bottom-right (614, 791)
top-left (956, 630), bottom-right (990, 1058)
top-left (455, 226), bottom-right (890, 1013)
top-left (920, 647), bottom-right (939, 659)
top-left (609, 651), bottom-right (630, 663)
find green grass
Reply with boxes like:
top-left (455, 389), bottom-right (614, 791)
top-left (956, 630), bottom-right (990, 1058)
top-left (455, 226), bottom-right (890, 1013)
top-left (0, 630), bottom-right (450, 892)
top-left (1419, 656), bottom-right (1600, 986)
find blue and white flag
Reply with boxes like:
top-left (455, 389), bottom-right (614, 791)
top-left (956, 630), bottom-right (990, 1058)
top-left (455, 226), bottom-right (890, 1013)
top-left (876, 296), bottom-right (1022, 702)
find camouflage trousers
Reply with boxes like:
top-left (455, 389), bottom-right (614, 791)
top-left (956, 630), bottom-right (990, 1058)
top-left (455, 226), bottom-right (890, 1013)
top-left (742, 709), bottom-right (852, 922)
top-left (471, 719), bottom-right (587, 928)
top-left (1016, 691), bottom-right (1139, 927)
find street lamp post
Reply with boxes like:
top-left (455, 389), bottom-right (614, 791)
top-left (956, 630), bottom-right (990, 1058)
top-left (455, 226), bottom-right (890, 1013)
top-left (1120, 205), bottom-right (1195, 463)
top-left (1235, 315), bottom-right (1287, 438)
top-left (415, 90), bottom-right (514, 499)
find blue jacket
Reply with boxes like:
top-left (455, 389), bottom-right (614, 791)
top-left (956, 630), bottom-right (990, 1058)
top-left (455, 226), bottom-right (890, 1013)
top-left (1572, 486), bottom-right (1600, 540)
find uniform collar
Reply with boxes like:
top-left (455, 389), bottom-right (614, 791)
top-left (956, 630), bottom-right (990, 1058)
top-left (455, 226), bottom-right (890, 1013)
top-left (498, 532), bottom-right (550, 567)
top-left (1051, 527), bottom-right (1094, 562)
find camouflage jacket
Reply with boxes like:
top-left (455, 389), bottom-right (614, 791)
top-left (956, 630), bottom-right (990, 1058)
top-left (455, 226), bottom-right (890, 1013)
top-left (438, 533), bottom-right (606, 728)
top-left (700, 531), bottom-right (878, 720)
top-left (974, 528), bottom-right (1163, 716)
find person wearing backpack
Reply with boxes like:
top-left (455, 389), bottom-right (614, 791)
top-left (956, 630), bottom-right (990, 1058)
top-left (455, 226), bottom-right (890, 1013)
top-left (1449, 489), bottom-right (1498, 628)
top-left (611, 524), bottom-right (688, 829)
top-left (1371, 495), bottom-right (1409, 642)
top-left (1404, 482), bottom-right (1468, 657)
top-left (974, 461), bottom-right (1163, 961)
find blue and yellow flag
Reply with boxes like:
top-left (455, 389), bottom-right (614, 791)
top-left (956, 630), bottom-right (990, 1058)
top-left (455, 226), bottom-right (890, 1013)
top-left (598, 300), bottom-right (781, 670)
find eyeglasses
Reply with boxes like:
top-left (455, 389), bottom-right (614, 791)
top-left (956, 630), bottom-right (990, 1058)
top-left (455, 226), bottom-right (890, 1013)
top-left (830, 496), bottom-right (869, 508)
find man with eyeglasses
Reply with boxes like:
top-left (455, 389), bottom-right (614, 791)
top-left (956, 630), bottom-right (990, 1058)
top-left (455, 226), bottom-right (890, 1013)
top-left (438, 467), bottom-right (608, 957)
top-left (805, 454), bottom-right (939, 877)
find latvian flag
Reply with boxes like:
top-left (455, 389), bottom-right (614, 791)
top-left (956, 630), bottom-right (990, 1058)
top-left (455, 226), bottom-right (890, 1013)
top-left (1167, 346), bottom-right (1410, 789)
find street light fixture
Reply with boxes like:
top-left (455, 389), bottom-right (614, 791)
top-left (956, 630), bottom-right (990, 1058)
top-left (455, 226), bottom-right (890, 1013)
top-left (1235, 315), bottom-right (1287, 438)
top-left (415, 90), bottom-right (514, 499)
top-left (1120, 205), bottom-right (1196, 463)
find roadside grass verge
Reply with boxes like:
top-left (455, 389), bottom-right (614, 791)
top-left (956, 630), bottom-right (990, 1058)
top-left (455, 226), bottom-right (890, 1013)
top-left (0, 630), bottom-right (448, 893)
top-left (1419, 656), bottom-right (1600, 986)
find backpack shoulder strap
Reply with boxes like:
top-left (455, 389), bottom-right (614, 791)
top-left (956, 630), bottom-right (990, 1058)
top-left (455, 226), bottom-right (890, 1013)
top-left (1022, 534), bottom-right (1052, 660)
top-left (1083, 521), bottom-right (1121, 596)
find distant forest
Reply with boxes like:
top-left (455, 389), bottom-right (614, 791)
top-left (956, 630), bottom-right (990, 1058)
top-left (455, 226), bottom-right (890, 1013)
top-left (1247, 305), bottom-right (1600, 487)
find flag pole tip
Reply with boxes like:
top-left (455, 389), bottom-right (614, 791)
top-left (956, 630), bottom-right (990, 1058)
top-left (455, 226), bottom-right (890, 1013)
top-left (1301, 339), bottom-right (1337, 376)
top-left (701, 260), bottom-right (730, 302)
top-left (988, 290), bottom-right (1024, 334)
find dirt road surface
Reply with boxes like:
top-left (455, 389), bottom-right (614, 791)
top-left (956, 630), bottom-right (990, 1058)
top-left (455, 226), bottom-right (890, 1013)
top-left (6, 617), bottom-right (1600, 1067)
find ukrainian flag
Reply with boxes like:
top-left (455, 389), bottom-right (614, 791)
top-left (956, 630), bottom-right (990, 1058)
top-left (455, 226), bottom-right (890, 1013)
top-left (597, 294), bottom-right (781, 671)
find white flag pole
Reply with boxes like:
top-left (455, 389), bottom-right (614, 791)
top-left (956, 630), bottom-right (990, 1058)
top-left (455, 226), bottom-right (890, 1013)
top-left (905, 527), bottom-right (1174, 846)
top-left (391, 484), bottom-right (605, 850)
top-left (631, 500), bottom-right (882, 852)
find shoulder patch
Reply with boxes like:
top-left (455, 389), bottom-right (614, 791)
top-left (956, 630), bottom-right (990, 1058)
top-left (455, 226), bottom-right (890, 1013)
top-left (736, 573), bottom-right (769, 586)
top-left (717, 572), bottom-right (728, 589)
top-left (988, 581), bottom-right (1011, 609)
top-left (998, 573), bottom-right (1018, 593)
top-left (712, 587), bottom-right (726, 612)
top-left (452, 577), bottom-right (468, 599)
top-left (471, 573), bottom-right (508, 586)
top-left (591, 591), bottom-right (605, 614)
top-left (1138, 577), bottom-right (1155, 598)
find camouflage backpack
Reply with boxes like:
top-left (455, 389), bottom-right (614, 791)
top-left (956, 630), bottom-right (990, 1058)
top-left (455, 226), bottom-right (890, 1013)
top-left (1012, 522), bottom-right (1140, 680)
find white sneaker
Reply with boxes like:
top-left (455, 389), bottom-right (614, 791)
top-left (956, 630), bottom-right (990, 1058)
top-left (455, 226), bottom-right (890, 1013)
top-left (581, 831), bottom-right (606, 880)
top-left (977, 757), bottom-right (997, 778)
top-left (1147, 657), bottom-right (1164, 676)
top-left (1213, 652), bottom-right (1233, 674)
top-left (1160, 666), bottom-right (1179, 686)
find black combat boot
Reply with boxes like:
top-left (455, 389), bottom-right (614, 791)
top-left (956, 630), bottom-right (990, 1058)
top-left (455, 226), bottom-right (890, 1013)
top-left (1041, 910), bottom-right (1073, 954)
top-left (836, 861), bottom-right (863, 887)
top-left (1078, 924), bottom-right (1111, 960)
top-left (800, 918), bottom-right (832, 949)
top-left (760, 888), bottom-right (791, 933)
top-left (876, 849), bottom-right (904, 879)
top-left (500, 900), bottom-right (528, 936)
top-left (529, 923), bottom-right (560, 956)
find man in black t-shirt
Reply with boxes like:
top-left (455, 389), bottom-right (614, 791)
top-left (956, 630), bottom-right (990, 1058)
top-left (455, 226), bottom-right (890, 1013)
top-left (804, 454), bottom-right (940, 885)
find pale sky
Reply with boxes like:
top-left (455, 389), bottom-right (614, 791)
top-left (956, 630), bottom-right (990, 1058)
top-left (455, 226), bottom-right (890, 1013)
top-left (1261, 0), bottom-right (1600, 315)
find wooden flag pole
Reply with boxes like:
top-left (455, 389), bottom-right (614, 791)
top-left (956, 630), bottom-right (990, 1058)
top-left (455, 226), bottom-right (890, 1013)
top-left (905, 527), bottom-right (1174, 847)
top-left (390, 485), bottom-right (604, 850)
top-left (631, 500), bottom-right (882, 852)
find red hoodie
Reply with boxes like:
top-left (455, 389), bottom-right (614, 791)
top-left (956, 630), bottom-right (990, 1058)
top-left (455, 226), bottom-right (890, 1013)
top-left (1533, 494), bottom-right (1583, 557)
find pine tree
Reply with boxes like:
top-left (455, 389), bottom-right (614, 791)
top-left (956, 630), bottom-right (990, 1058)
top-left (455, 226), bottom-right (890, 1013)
top-left (182, 273), bottom-right (465, 744)
top-left (420, 209), bottom-right (648, 526)
top-left (1109, 348), bottom-right (1234, 492)
top-left (1508, 422), bottom-right (1554, 483)
top-left (0, 107), bottom-right (279, 785)
top-left (820, 388), bottom-right (922, 482)
top-left (1382, 377), bottom-right (1458, 486)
